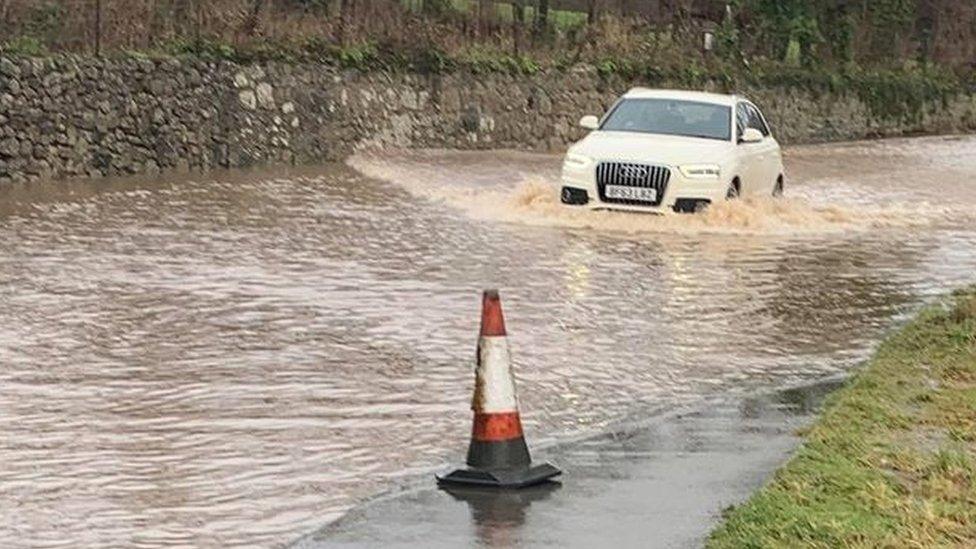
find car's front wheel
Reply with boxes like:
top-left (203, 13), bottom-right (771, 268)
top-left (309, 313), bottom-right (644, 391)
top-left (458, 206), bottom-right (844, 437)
top-left (772, 176), bottom-right (784, 198)
top-left (726, 180), bottom-right (741, 200)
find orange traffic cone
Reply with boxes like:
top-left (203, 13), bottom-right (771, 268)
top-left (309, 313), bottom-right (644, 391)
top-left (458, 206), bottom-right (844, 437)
top-left (437, 290), bottom-right (561, 488)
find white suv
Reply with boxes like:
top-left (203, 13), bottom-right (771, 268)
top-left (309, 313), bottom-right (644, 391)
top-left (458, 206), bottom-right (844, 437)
top-left (560, 89), bottom-right (784, 213)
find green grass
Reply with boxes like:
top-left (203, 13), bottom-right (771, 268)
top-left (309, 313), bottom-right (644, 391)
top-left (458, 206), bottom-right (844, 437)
top-left (709, 288), bottom-right (976, 548)
top-left (152, 35), bottom-right (545, 75)
top-left (0, 35), bottom-right (48, 56)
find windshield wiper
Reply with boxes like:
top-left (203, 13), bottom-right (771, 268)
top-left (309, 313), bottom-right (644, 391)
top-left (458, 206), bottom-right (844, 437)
top-left (683, 134), bottom-right (726, 141)
top-left (606, 129), bottom-right (727, 141)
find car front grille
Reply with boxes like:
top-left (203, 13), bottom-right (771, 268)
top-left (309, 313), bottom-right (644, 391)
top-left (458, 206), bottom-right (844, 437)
top-left (596, 162), bottom-right (671, 206)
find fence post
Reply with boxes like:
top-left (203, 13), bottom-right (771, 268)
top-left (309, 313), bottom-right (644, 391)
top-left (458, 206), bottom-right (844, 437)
top-left (534, 0), bottom-right (549, 37)
top-left (94, 0), bottom-right (102, 56)
top-left (195, 0), bottom-right (203, 50)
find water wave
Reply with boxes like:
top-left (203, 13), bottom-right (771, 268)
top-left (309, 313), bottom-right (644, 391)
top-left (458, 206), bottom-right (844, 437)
top-left (349, 151), bottom-right (951, 236)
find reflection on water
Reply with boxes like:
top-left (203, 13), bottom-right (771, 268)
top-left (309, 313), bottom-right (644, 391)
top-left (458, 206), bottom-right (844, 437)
top-left (443, 483), bottom-right (561, 547)
top-left (740, 378), bottom-right (845, 419)
top-left (1, 135), bottom-right (975, 547)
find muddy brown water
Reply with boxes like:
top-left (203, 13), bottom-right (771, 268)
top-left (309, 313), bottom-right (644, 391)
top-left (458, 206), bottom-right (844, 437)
top-left (1, 135), bottom-right (975, 548)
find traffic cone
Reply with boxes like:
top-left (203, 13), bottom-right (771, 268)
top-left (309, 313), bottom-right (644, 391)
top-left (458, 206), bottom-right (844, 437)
top-left (436, 290), bottom-right (561, 488)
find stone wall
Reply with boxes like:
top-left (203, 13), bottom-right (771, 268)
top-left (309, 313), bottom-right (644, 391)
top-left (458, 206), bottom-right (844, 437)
top-left (1, 54), bottom-right (975, 184)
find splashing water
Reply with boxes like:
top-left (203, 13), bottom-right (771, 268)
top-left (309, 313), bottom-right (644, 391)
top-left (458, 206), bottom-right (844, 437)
top-left (348, 147), bottom-right (963, 236)
top-left (500, 179), bottom-right (934, 234)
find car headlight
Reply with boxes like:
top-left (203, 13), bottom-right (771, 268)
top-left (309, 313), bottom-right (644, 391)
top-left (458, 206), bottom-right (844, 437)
top-left (679, 164), bottom-right (721, 179)
top-left (563, 153), bottom-right (594, 169)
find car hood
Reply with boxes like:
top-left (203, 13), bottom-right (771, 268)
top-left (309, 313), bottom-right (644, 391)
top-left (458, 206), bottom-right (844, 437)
top-left (571, 131), bottom-right (735, 166)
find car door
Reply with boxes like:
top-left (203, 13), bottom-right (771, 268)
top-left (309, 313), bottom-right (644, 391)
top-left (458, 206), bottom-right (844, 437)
top-left (735, 102), bottom-right (761, 194)
top-left (745, 103), bottom-right (780, 194)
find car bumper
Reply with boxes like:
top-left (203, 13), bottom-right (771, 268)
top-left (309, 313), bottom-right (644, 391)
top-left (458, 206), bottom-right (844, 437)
top-left (560, 167), bottom-right (727, 213)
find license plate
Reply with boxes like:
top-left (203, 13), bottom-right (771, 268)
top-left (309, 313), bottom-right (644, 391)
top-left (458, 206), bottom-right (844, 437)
top-left (605, 185), bottom-right (657, 202)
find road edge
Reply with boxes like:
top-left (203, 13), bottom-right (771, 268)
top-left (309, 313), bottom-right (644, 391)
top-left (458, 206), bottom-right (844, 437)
top-left (708, 285), bottom-right (976, 547)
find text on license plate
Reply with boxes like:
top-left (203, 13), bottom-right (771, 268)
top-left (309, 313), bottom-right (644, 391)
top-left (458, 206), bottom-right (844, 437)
top-left (605, 185), bottom-right (657, 202)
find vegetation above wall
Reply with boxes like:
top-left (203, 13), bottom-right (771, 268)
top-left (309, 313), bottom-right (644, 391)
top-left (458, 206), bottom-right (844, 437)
top-left (1, 0), bottom-right (973, 125)
top-left (1, 1), bottom-right (974, 70)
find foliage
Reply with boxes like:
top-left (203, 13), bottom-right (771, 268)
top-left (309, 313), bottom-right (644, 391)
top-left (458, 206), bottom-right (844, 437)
top-left (743, 0), bottom-right (823, 66)
top-left (334, 43), bottom-right (382, 70)
top-left (457, 47), bottom-right (541, 75)
top-left (0, 36), bottom-right (49, 57)
top-left (589, 54), bottom-right (963, 123)
top-left (713, 15), bottom-right (742, 63)
top-left (166, 37), bottom-right (238, 61)
top-left (0, 0), bottom-right (970, 72)
top-left (848, 66), bottom-right (961, 122)
top-left (21, 1), bottom-right (64, 41)
top-left (738, 0), bottom-right (936, 67)
top-left (0, 0), bottom-right (970, 118)
top-left (419, 0), bottom-right (458, 18)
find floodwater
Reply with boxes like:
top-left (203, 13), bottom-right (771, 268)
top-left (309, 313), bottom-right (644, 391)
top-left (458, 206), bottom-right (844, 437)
top-left (1, 135), bottom-right (975, 548)
top-left (298, 379), bottom-right (845, 549)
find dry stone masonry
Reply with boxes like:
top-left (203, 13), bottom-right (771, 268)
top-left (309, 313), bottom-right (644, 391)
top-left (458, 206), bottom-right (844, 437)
top-left (1, 55), bottom-right (975, 184)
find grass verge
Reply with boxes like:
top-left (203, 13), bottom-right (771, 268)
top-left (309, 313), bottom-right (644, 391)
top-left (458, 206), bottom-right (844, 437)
top-left (709, 287), bottom-right (976, 548)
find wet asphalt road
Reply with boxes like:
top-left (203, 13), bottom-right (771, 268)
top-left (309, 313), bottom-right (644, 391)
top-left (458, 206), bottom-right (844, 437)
top-left (295, 379), bottom-right (842, 548)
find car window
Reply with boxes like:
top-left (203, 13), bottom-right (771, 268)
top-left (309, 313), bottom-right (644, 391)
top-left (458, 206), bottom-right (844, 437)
top-left (746, 104), bottom-right (770, 137)
top-left (735, 103), bottom-right (750, 140)
top-left (736, 102), bottom-right (770, 140)
top-left (601, 99), bottom-right (731, 141)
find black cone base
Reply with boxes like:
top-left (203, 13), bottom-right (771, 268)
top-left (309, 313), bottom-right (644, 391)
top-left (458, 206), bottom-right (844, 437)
top-left (436, 462), bottom-right (561, 488)
top-left (466, 437), bottom-right (532, 471)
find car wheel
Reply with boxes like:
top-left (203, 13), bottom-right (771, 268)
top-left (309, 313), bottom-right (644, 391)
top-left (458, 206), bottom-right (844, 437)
top-left (772, 178), bottom-right (784, 198)
top-left (726, 181), bottom-right (740, 200)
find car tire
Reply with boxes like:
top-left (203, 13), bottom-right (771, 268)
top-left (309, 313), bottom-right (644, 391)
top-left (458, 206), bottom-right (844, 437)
top-left (772, 177), bottom-right (784, 198)
top-left (726, 181), bottom-right (740, 200)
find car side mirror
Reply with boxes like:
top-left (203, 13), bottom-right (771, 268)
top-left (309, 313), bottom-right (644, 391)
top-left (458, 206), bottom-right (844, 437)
top-left (579, 115), bottom-right (600, 131)
top-left (740, 128), bottom-right (763, 144)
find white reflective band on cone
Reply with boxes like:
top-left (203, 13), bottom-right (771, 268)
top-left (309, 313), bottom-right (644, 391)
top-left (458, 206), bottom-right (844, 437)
top-left (475, 336), bottom-right (519, 413)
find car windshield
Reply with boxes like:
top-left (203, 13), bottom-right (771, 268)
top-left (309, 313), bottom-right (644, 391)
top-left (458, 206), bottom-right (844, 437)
top-left (601, 98), bottom-right (731, 141)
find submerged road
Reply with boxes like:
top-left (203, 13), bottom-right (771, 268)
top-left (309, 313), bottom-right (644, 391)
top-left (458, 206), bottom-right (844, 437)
top-left (296, 380), bottom-right (841, 549)
top-left (1, 135), bottom-right (975, 547)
